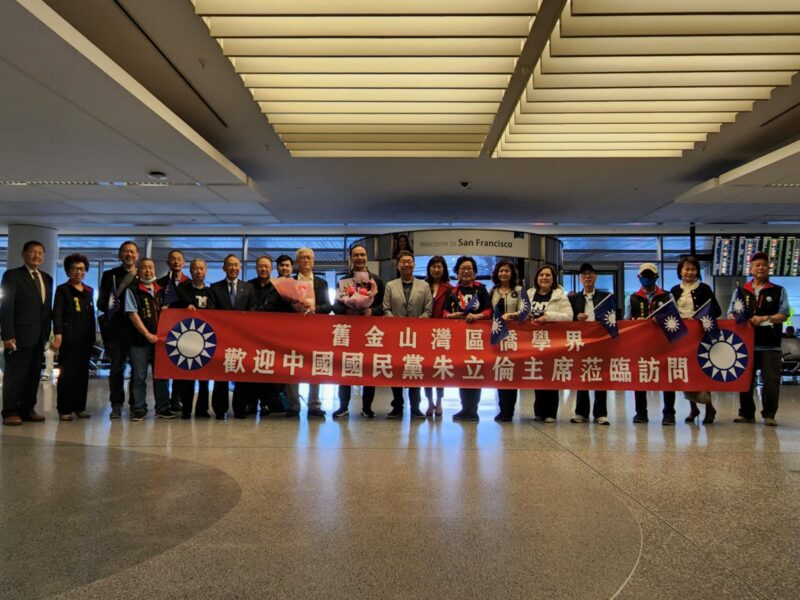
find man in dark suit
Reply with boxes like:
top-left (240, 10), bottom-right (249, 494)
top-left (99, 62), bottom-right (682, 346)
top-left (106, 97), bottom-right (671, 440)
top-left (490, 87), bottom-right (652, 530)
top-left (156, 249), bottom-right (189, 412)
top-left (208, 254), bottom-right (257, 419)
top-left (568, 263), bottom-right (611, 425)
top-left (1, 240), bottom-right (54, 425)
top-left (97, 240), bottom-right (139, 419)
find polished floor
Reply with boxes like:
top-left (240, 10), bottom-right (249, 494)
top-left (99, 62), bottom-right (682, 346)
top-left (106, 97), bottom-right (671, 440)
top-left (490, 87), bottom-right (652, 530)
top-left (1, 376), bottom-right (798, 599)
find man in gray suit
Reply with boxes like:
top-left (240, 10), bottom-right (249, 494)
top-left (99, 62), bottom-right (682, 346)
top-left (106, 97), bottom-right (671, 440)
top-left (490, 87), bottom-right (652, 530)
top-left (1, 240), bottom-right (53, 425)
top-left (383, 251), bottom-right (433, 419)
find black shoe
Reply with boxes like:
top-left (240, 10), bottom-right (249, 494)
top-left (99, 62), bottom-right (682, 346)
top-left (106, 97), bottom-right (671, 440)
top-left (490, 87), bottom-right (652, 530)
top-left (181, 412), bottom-right (192, 420)
top-left (453, 410), bottom-right (470, 421)
top-left (307, 408), bottom-right (326, 419)
top-left (662, 415), bottom-right (676, 426)
top-left (233, 413), bottom-right (247, 419)
top-left (130, 411), bottom-right (146, 421)
top-left (215, 414), bottom-right (226, 420)
top-left (285, 409), bottom-right (300, 419)
top-left (360, 408), bottom-right (375, 418)
top-left (156, 410), bottom-right (177, 419)
top-left (332, 407), bottom-right (349, 419)
top-left (195, 412), bottom-right (211, 419)
top-left (410, 408), bottom-right (426, 420)
top-left (386, 409), bottom-right (403, 419)
top-left (632, 414), bottom-right (649, 424)
top-left (110, 405), bottom-right (122, 419)
top-left (501, 414), bottom-right (513, 422)
top-left (170, 401), bottom-right (182, 412)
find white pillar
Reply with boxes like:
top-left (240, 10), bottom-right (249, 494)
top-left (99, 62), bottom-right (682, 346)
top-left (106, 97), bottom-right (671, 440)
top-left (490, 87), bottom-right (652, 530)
top-left (6, 224), bottom-right (58, 278)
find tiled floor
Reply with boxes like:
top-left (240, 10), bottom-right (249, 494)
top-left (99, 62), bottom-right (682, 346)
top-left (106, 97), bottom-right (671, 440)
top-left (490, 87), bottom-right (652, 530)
top-left (1, 379), bottom-right (798, 599)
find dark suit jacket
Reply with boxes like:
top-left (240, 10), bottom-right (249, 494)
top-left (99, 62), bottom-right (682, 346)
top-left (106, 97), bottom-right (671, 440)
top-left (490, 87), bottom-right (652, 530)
top-left (568, 289), bottom-right (611, 320)
top-left (248, 277), bottom-right (293, 313)
top-left (294, 275), bottom-right (332, 314)
top-left (97, 264), bottom-right (138, 343)
top-left (0, 266), bottom-right (53, 347)
top-left (208, 279), bottom-right (257, 311)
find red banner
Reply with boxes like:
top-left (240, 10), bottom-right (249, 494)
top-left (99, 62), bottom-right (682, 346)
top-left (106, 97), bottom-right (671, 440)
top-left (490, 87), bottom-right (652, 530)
top-left (155, 309), bottom-right (754, 391)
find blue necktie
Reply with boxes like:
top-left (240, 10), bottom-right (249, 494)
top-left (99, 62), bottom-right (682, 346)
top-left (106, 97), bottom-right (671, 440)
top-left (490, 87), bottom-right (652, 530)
top-left (229, 281), bottom-right (236, 307)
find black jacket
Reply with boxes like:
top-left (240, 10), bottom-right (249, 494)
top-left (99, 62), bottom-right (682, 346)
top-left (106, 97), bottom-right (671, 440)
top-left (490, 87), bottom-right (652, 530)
top-left (0, 266), bottom-right (53, 347)
top-left (569, 289), bottom-right (612, 320)
top-left (208, 279), bottom-right (257, 311)
top-left (97, 265), bottom-right (137, 343)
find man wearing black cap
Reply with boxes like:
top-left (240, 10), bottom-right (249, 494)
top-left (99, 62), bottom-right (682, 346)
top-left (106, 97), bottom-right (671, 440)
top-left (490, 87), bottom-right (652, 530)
top-left (728, 252), bottom-right (790, 426)
top-left (569, 263), bottom-right (611, 424)
top-left (625, 262), bottom-right (676, 425)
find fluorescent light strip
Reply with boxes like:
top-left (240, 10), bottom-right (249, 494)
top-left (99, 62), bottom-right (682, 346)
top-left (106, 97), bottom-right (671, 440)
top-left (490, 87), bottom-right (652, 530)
top-left (241, 73), bottom-right (512, 88)
top-left (221, 38), bottom-right (526, 57)
top-left (193, 0), bottom-right (540, 15)
top-left (251, 88), bottom-right (505, 102)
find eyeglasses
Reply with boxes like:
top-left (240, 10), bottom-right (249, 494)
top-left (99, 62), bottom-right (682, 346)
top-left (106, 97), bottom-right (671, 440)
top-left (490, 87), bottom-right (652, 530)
top-left (69, 266), bottom-right (87, 272)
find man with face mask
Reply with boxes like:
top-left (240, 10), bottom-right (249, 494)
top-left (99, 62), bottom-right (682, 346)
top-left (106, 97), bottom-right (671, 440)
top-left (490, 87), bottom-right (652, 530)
top-left (625, 262), bottom-right (676, 425)
top-left (157, 249), bottom-right (189, 413)
top-left (125, 258), bottom-right (173, 421)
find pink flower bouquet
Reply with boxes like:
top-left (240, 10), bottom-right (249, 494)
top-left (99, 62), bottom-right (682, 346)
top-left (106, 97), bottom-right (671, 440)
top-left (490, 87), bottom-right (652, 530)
top-left (338, 272), bottom-right (376, 312)
top-left (271, 277), bottom-right (314, 310)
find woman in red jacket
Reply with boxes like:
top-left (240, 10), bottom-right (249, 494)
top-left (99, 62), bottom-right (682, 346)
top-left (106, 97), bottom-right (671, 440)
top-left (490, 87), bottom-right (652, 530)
top-left (424, 256), bottom-right (452, 417)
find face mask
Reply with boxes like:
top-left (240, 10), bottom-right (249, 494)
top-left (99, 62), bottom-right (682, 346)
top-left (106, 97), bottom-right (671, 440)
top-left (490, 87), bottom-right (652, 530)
top-left (141, 276), bottom-right (157, 284)
top-left (638, 276), bottom-right (657, 288)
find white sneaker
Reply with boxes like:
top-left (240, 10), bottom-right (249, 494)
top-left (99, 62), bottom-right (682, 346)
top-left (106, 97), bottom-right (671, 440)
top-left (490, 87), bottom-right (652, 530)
top-left (595, 416), bottom-right (610, 425)
top-left (544, 417), bottom-right (556, 423)
top-left (570, 415), bottom-right (586, 423)
top-left (764, 417), bottom-right (778, 427)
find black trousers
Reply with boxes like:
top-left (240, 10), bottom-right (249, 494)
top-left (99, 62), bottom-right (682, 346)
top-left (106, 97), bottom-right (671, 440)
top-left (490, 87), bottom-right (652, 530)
top-left (339, 385), bottom-right (375, 411)
top-left (459, 388), bottom-right (481, 414)
top-left (498, 389), bottom-right (518, 417)
top-left (2, 345), bottom-right (44, 418)
top-left (739, 350), bottom-right (781, 419)
top-left (634, 391), bottom-right (676, 417)
top-left (174, 379), bottom-right (209, 416)
top-left (575, 390), bottom-right (607, 419)
top-left (533, 390), bottom-right (559, 419)
top-left (237, 382), bottom-right (278, 414)
top-left (56, 342), bottom-right (91, 415)
top-left (106, 340), bottom-right (131, 407)
top-left (390, 387), bottom-right (421, 410)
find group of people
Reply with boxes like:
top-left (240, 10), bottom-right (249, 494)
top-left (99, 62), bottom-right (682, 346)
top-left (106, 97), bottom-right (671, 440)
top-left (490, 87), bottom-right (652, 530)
top-left (0, 240), bottom-right (790, 428)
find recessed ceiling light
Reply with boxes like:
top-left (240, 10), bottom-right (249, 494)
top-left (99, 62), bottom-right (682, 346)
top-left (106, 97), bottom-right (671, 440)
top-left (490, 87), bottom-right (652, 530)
top-left (148, 171), bottom-right (168, 180)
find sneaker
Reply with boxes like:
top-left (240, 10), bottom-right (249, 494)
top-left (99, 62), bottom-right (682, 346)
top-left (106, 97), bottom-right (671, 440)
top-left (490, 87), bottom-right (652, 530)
top-left (410, 408), bottom-right (426, 420)
top-left (764, 417), bottom-right (778, 427)
top-left (285, 410), bottom-right (300, 419)
top-left (733, 416), bottom-right (756, 423)
top-left (544, 417), bottom-right (556, 423)
top-left (332, 406), bottom-right (349, 419)
top-left (387, 409), bottom-right (403, 419)
top-left (110, 405), bottom-right (122, 419)
top-left (632, 414), bottom-right (649, 424)
top-left (570, 415), bottom-right (586, 423)
top-left (307, 408), bottom-right (326, 419)
top-left (452, 410), bottom-right (470, 421)
top-left (130, 411), bottom-right (146, 421)
top-left (662, 416), bottom-right (676, 426)
top-left (157, 410), bottom-right (177, 419)
top-left (360, 408), bottom-right (375, 419)
top-left (595, 416), bottom-right (610, 425)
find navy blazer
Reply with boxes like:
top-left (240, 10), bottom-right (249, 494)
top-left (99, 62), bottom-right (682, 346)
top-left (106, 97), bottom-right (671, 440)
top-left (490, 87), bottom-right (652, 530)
top-left (208, 279), bottom-right (257, 311)
top-left (0, 265), bottom-right (53, 347)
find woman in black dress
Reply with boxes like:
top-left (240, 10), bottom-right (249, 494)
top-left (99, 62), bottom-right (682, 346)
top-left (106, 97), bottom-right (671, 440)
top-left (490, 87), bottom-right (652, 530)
top-left (51, 253), bottom-right (96, 420)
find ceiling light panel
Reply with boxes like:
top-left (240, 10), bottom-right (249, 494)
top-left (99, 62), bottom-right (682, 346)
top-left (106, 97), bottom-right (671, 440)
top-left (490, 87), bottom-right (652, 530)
top-left (496, 0), bottom-right (800, 158)
top-left (193, 1), bottom-right (539, 157)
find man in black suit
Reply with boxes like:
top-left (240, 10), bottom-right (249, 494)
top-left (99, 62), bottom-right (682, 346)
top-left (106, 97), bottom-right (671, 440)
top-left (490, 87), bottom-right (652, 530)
top-left (97, 240), bottom-right (139, 419)
top-left (208, 254), bottom-right (257, 419)
top-left (156, 249), bottom-right (189, 412)
top-left (1, 240), bottom-right (53, 426)
top-left (568, 263), bottom-right (611, 425)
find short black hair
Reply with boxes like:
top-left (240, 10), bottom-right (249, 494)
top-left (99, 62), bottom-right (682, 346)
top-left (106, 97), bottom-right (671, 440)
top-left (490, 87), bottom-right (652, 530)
top-left (22, 240), bottom-right (45, 253)
top-left (455, 255), bottom-right (478, 276)
top-left (677, 255), bottom-right (701, 280)
top-left (425, 256), bottom-right (450, 284)
top-left (491, 260), bottom-right (518, 287)
top-left (63, 253), bottom-right (89, 275)
top-left (276, 254), bottom-right (292, 265)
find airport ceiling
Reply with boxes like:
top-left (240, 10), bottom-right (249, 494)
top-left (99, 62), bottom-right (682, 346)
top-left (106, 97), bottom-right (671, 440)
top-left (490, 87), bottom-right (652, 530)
top-left (1, 0), bottom-right (800, 234)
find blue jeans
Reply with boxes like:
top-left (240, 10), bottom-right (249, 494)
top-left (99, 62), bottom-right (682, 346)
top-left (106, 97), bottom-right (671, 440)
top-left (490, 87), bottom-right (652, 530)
top-left (129, 344), bottom-right (169, 414)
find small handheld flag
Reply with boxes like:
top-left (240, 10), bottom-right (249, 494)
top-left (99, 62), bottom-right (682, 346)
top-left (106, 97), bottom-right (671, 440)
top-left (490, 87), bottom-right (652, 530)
top-left (693, 299), bottom-right (720, 338)
top-left (594, 294), bottom-right (619, 339)
top-left (731, 285), bottom-right (750, 324)
top-left (517, 292), bottom-right (531, 323)
top-left (461, 291), bottom-right (479, 314)
top-left (651, 299), bottom-right (688, 343)
top-left (490, 303), bottom-right (510, 345)
top-left (106, 277), bottom-right (119, 319)
top-left (162, 278), bottom-right (179, 306)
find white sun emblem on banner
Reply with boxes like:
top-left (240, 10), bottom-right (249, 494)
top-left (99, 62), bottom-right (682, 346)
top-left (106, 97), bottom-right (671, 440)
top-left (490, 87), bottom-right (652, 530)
top-left (697, 329), bottom-right (748, 382)
top-left (166, 318), bottom-right (217, 370)
top-left (602, 311), bottom-right (616, 328)
top-left (663, 315), bottom-right (681, 332)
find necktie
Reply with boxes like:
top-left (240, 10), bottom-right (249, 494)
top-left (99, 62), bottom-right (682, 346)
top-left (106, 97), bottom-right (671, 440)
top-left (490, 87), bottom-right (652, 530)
top-left (229, 280), bottom-right (236, 307)
top-left (32, 270), bottom-right (45, 303)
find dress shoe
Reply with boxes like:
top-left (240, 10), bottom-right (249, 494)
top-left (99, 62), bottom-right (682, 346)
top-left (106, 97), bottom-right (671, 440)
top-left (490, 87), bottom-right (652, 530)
top-left (23, 412), bottom-right (46, 422)
top-left (702, 404), bottom-right (716, 424)
top-left (410, 408), bottom-right (426, 420)
top-left (3, 415), bottom-right (22, 426)
top-left (685, 401), bottom-right (701, 423)
top-left (59, 414), bottom-right (73, 422)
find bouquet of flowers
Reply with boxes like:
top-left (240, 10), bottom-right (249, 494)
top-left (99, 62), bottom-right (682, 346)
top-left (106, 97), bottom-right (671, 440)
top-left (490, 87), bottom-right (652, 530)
top-left (338, 271), bottom-right (376, 312)
top-left (271, 277), bottom-right (314, 311)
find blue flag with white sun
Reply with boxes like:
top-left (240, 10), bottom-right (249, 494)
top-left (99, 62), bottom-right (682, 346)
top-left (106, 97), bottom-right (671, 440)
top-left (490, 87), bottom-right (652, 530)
top-left (651, 299), bottom-right (688, 343)
top-left (490, 302), bottom-right (510, 345)
top-left (593, 293), bottom-right (619, 339)
top-left (517, 292), bottom-right (531, 323)
top-left (692, 299), bottom-right (720, 338)
top-left (730, 286), bottom-right (751, 324)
